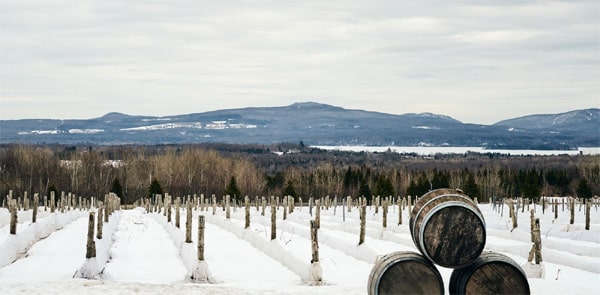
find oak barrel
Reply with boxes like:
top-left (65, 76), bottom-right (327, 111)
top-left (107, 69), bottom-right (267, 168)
top-left (368, 251), bottom-right (444, 295)
top-left (410, 188), bottom-right (486, 268)
top-left (449, 251), bottom-right (530, 295)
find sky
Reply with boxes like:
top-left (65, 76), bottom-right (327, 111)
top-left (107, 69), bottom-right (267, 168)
top-left (0, 0), bottom-right (598, 124)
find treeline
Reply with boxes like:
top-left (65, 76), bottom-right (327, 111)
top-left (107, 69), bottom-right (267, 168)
top-left (0, 144), bottom-right (598, 205)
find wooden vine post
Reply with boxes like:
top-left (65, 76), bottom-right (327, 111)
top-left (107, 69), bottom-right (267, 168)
top-left (212, 195), bottom-right (216, 215)
top-left (271, 203), bottom-right (277, 240)
top-left (261, 196), bottom-right (266, 216)
top-left (167, 199), bottom-right (172, 223)
top-left (570, 198), bottom-right (575, 225)
top-left (311, 220), bottom-right (319, 264)
top-left (60, 191), bottom-right (65, 213)
top-left (542, 197), bottom-right (546, 215)
top-left (397, 197), bottom-right (402, 225)
top-left (382, 198), bottom-right (388, 228)
top-left (315, 199), bottom-right (321, 229)
top-left (309, 220), bottom-right (323, 286)
top-left (186, 201), bottom-right (193, 243)
top-left (10, 199), bottom-right (17, 235)
top-left (24, 191), bottom-right (29, 210)
top-left (347, 196), bottom-right (352, 213)
top-left (530, 210), bottom-right (535, 242)
top-left (585, 201), bottom-right (591, 230)
top-left (198, 215), bottom-right (205, 261)
top-left (509, 199), bottom-right (518, 230)
top-left (283, 196), bottom-right (288, 220)
top-left (96, 201), bottom-right (103, 239)
top-left (86, 212), bottom-right (96, 259)
top-left (32, 193), bottom-right (39, 223)
top-left (359, 201), bottom-right (366, 245)
top-left (245, 196), bottom-right (250, 229)
top-left (225, 195), bottom-right (231, 219)
top-left (175, 197), bottom-right (181, 228)
top-left (50, 191), bottom-right (56, 213)
top-left (528, 217), bottom-right (542, 264)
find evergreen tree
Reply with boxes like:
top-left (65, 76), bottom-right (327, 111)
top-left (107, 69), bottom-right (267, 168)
top-left (265, 172), bottom-right (285, 191)
top-left (521, 168), bottom-right (542, 202)
top-left (358, 178), bottom-right (371, 202)
top-left (343, 166), bottom-right (353, 189)
top-left (406, 179), bottom-right (419, 198)
top-left (148, 178), bottom-right (164, 199)
top-left (283, 180), bottom-right (297, 201)
top-left (431, 170), bottom-right (450, 189)
top-left (224, 176), bottom-right (242, 203)
top-left (374, 175), bottom-right (395, 198)
top-left (576, 178), bottom-right (592, 201)
top-left (47, 183), bottom-right (58, 198)
top-left (462, 173), bottom-right (480, 200)
top-left (111, 178), bottom-right (123, 198)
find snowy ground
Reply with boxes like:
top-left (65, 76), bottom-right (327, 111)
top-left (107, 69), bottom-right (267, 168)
top-left (0, 200), bottom-right (599, 294)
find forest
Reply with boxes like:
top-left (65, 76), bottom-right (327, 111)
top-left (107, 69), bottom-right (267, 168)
top-left (1, 143), bottom-right (598, 205)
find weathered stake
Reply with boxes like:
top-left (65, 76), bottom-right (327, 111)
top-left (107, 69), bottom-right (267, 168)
top-left (96, 202), bottom-right (103, 239)
top-left (528, 217), bottom-right (542, 264)
top-left (382, 198), bottom-right (388, 228)
top-left (271, 203), bottom-right (276, 240)
top-left (225, 195), bottom-right (231, 219)
top-left (175, 198), bottom-right (181, 228)
top-left (570, 198), bottom-right (575, 224)
top-left (315, 199), bottom-right (321, 229)
top-left (50, 191), bottom-right (56, 213)
top-left (186, 201), bottom-right (193, 243)
top-left (359, 202), bottom-right (366, 245)
top-left (311, 220), bottom-right (319, 263)
top-left (245, 196), bottom-right (250, 229)
top-left (585, 201), bottom-right (591, 230)
top-left (86, 212), bottom-right (96, 259)
top-left (309, 219), bottom-right (323, 286)
top-left (398, 197), bottom-right (403, 225)
top-left (10, 199), bottom-right (17, 235)
top-left (198, 215), bottom-right (205, 261)
top-left (32, 193), bottom-right (39, 223)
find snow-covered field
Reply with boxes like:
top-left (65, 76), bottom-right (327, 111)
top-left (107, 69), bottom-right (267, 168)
top-left (0, 200), bottom-right (599, 294)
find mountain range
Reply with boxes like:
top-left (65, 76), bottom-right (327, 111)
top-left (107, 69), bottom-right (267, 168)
top-left (1, 102), bottom-right (598, 149)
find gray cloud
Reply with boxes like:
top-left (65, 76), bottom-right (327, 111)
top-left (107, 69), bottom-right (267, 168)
top-left (1, 0), bottom-right (598, 124)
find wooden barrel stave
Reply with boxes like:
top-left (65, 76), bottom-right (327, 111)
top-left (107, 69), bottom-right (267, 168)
top-left (449, 251), bottom-right (530, 295)
top-left (368, 251), bottom-right (444, 295)
top-left (409, 188), bottom-right (486, 268)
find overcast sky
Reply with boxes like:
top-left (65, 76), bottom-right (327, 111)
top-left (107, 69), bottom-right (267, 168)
top-left (1, 0), bottom-right (598, 124)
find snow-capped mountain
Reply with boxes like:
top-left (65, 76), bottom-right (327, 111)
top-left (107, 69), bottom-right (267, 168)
top-left (1, 102), bottom-right (597, 149)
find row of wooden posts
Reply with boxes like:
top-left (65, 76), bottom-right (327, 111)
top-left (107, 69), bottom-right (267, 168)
top-left (140, 193), bottom-right (425, 246)
top-left (500, 196), bottom-right (596, 231)
top-left (84, 193), bottom-right (121, 259)
top-left (4, 190), bottom-right (108, 236)
top-left (3, 190), bottom-right (102, 213)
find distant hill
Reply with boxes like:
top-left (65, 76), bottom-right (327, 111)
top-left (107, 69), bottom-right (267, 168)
top-left (494, 108), bottom-right (600, 131)
top-left (1, 102), bottom-right (598, 149)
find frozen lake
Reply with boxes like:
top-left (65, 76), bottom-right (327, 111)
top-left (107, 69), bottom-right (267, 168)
top-left (312, 146), bottom-right (600, 156)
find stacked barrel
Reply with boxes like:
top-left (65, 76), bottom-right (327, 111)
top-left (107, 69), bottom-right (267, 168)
top-left (368, 188), bottom-right (530, 295)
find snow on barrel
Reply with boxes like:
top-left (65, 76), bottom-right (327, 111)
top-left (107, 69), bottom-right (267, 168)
top-left (368, 251), bottom-right (444, 295)
top-left (410, 188), bottom-right (486, 268)
top-left (449, 251), bottom-right (530, 295)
